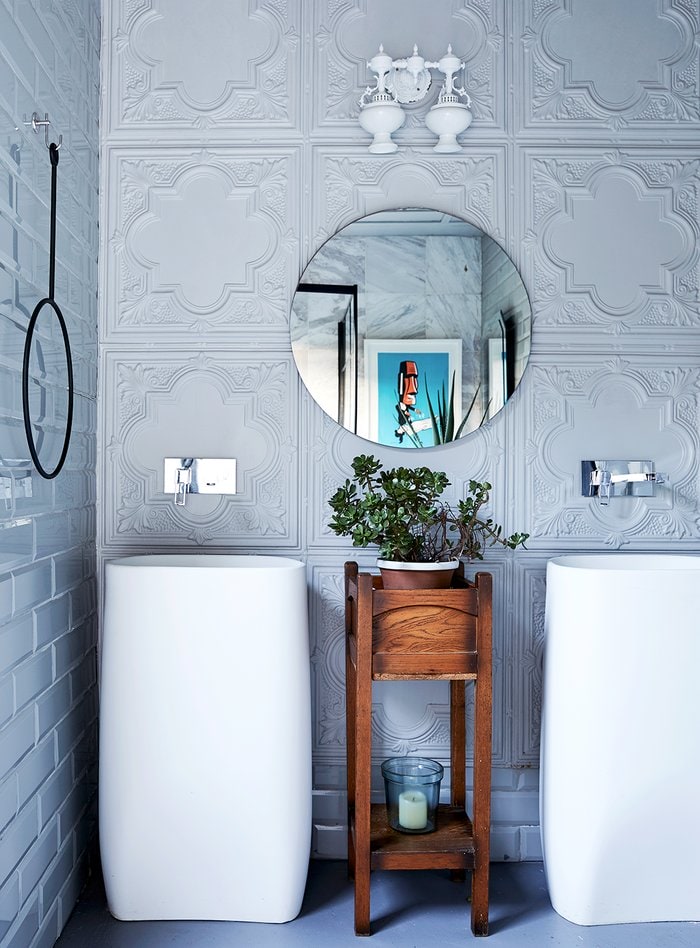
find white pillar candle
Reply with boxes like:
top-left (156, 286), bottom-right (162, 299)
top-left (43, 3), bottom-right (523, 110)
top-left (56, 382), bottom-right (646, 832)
top-left (398, 789), bottom-right (428, 830)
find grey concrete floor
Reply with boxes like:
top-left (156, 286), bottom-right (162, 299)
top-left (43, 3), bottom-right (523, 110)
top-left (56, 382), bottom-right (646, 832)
top-left (55, 860), bottom-right (700, 947)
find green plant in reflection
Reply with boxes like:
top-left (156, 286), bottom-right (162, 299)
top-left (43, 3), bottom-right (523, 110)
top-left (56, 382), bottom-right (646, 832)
top-left (398, 373), bottom-right (490, 447)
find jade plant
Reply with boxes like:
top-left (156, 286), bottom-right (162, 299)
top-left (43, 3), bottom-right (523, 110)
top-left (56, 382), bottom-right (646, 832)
top-left (328, 454), bottom-right (529, 563)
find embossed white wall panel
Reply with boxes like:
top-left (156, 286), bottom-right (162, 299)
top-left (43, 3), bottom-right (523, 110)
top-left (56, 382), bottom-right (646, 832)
top-left (509, 556), bottom-right (548, 766)
top-left (523, 149), bottom-right (700, 342)
top-left (513, 353), bottom-right (700, 551)
top-left (101, 350), bottom-right (301, 549)
top-left (311, 0), bottom-right (505, 134)
top-left (104, 0), bottom-right (303, 136)
top-left (100, 0), bottom-right (700, 858)
top-left (102, 148), bottom-right (301, 343)
top-left (517, 0), bottom-right (700, 137)
top-left (306, 146), bottom-right (508, 263)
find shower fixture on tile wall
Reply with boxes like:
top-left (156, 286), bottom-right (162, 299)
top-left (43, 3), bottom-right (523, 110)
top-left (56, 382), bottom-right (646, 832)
top-left (21, 112), bottom-right (73, 480)
top-left (358, 45), bottom-right (472, 154)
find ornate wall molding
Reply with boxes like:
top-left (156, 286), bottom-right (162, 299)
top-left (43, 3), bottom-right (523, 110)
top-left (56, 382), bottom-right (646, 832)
top-left (98, 0), bottom-right (700, 835)
top-left (312, 0), bottom-right (504, 133)
top-left (519, 0), bottom-right (700, 134)
top-left (307, 146), bottom-right (506, 266)
top-left (107, 0), bottom-right (301, 135)
top-left (525, 149), bottom-right (700, 334)
top-left (101, 350), bottom-right (300, 548)
top-left (309, 563), bottom-right (348, 757)
top-left (104, 149), bottom-right (300, 340)
top-left (510, 558), bottom-right (547, 765)
top-left (515, 354), bottom-right (700, 550)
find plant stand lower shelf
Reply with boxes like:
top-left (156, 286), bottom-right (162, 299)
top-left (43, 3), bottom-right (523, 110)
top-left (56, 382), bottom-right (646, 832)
top-left (356, 804), bottom-right (475, 869)
top-left (344, 561), bottom-right (493, 937)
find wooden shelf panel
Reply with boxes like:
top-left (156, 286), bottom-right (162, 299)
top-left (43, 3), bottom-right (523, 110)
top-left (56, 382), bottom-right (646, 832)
top-left (372, 588), bottom-right (479, 615)
top-left (362, 805), bottom-right (476, 871)
top-left (372, 651), bottom-right (477, 679)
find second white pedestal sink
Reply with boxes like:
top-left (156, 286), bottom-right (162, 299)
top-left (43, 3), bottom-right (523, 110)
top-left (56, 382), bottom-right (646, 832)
top-left (540, 553), bottom-right (700, 925)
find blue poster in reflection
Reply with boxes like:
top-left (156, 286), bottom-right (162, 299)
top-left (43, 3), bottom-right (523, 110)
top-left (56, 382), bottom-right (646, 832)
top-left (377, 350), bottom-right (451, 448)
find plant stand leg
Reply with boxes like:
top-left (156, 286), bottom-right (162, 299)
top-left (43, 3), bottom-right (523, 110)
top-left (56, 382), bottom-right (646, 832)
top-left (354, 570), bottom-right (374, 935)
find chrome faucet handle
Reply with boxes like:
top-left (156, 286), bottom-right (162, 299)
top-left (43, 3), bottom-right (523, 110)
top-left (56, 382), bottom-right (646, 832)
top-left (175, 463), bottom-right (192, 507)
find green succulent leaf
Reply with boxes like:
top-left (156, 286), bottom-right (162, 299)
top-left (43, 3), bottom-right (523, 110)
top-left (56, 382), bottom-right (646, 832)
top-left (327, 455), bottom-right (528, 561)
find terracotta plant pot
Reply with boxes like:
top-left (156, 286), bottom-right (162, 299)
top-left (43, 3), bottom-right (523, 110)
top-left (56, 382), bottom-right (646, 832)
top-left (377, 559), bottom-right (459, 590)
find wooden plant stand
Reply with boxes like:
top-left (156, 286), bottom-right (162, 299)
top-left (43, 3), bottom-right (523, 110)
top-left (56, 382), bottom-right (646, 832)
top-left (344, 561), bottom-right (493, 937)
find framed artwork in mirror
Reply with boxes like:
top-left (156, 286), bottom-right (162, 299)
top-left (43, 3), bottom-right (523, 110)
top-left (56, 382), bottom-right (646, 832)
top-left (365, 338), bottom-right (461, 448)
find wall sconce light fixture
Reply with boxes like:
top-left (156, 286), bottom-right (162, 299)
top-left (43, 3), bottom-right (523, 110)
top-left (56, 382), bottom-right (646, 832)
top-left (358, 45), bottom-right (472, 155)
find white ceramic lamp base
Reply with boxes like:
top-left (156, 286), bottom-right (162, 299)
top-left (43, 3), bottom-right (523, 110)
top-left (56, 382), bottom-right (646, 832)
top-left (359, 99), bottom-right (405, 154)
top-left (425, 102), bottom-right (472, 153)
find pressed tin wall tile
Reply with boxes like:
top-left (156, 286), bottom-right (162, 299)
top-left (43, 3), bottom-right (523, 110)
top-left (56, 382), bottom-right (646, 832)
top-left (104, 0), bottom-right (303, 136)
top-left (306, 146), bottom-right (508, 261)
top-left (512, 352), bottom-right (700, 554)
top-left (101, 350), bottom-right (301, 549)
top-left (102, 147), bottom-right (301, 342)
top-left (508, 556), bottom-right (548, 767)
top-left (310, 0), bottom-right (505, 135)
top-left (522, 148), bottom-right (700, 341)
top-left (517, 0), bottom-right (700, 137)
top-left (99, 0), bottom-right (700, 857)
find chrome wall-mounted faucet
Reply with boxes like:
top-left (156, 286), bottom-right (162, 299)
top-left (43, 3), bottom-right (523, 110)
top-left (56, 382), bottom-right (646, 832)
top-left (582, 460), bottom-right (667, 506)
top-left (174, 459), bottom-right (193, 506)
top-left (164, 458), bottom-right (237, 507)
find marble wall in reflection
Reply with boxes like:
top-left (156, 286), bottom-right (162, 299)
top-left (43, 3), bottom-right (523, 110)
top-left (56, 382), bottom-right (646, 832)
top-left (295, 234), bottom-right (484, 428)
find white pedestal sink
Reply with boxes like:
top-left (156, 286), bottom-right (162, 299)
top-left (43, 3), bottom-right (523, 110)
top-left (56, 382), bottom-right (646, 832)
top-left (99, 554), bottom-right (311, 922)
top-left (540, 554), bottom-right (700, 925)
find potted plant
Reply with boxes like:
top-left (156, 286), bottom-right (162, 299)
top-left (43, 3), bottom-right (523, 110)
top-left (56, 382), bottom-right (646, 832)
top-left (328, 454), bottom-right (529, 589)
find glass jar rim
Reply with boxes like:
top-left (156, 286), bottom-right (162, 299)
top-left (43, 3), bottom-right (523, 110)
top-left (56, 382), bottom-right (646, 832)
top-left (381, 756), bottom-right (444, 781)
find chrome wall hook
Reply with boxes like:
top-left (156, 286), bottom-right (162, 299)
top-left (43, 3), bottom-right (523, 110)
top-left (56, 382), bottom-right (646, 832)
top-left (23, 112), bottom-right (62, 150)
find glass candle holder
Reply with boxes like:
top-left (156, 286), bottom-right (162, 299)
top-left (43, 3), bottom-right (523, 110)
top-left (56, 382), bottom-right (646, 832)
top-left (381, 757), bottom-right (444, 834)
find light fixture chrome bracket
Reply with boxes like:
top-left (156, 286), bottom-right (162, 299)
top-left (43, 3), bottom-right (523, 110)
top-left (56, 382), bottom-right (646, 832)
top-left (387, 64), bottom-right (432, 103)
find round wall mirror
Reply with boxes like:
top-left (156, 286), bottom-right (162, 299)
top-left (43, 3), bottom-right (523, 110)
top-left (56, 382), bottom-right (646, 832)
top-left (291, 208), bottom-right (531, 449)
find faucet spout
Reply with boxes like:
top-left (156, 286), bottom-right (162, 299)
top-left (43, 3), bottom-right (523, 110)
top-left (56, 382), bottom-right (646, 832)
top-left (582, 460), bottom-right (667, 503)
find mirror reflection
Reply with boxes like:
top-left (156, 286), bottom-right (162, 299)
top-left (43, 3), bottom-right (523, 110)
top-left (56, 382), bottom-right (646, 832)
top-left (291, 209), bottom-right (531, 449)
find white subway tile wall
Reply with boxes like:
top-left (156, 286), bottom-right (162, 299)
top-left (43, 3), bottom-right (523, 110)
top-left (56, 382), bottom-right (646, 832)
top-left (0, 0), bottom-right (100, 945)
